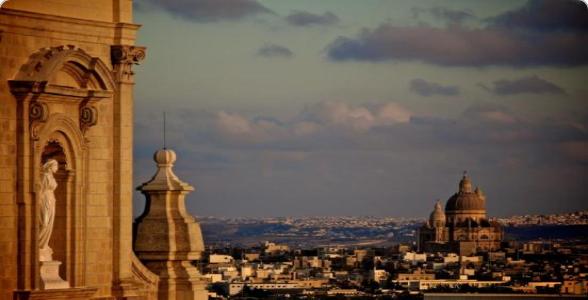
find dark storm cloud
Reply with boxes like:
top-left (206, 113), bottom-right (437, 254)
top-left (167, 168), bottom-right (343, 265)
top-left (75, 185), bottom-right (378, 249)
top-left (480, 76), bottom-right (566, 95)
top-left (141, 0), bottom-right (273, 22)
top-left (409, 78), bottom-right (460, 97)
top-left (412, 7), bottom-right (475, 25)
top-left (257, 44), bottom-right (294, 58)
top-left (325, 24), bottom-right (588, 67)
top-left (489, 0), bottom-right (588, 32)
top-left (285, 11), bottom-right (339, 26)
top-left (326, 0), bottom-right (588, 67)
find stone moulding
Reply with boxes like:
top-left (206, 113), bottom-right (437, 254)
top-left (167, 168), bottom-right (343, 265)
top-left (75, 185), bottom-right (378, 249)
top-left (13, 287), bottom-right (97, 300)
top-left (9, 80), bottom-right (113, 98)
top-left (131, 253), bottom-right (159, 299)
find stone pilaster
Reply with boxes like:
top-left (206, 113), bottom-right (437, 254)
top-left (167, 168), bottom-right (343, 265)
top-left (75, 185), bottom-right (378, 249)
top-left (135, 149), bottom-right (208, 300)
top-left (110, 44), bottom-right (146, 298)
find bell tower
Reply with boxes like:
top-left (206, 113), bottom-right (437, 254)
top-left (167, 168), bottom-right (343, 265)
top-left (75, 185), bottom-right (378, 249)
top-left (0, 1), bottom-right (154, 299)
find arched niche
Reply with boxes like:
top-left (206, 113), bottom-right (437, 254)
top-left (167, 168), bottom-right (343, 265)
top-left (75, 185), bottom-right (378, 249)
top-left (10, 45), bottom-right (114, 290)
top-left (34, 114), bottom-right (88, 287)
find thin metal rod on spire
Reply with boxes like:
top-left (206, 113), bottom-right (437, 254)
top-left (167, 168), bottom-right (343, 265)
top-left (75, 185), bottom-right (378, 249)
top-left (163, 111), bottom-right (167, 149)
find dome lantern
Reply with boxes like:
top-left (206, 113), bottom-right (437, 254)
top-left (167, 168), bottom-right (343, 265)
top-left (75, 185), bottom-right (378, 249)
top-left (445, 172), bottom-right (487, 222)
top-left (459, 171), bottom-right (472, 193)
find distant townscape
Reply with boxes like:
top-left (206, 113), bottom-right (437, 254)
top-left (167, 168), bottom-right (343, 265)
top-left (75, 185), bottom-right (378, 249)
top-left (497, 211), bottom-right (588, 226)
top-left (198, 177), bottom-right (587, 298)
top-left (199, 210), bottom-right (588, 248)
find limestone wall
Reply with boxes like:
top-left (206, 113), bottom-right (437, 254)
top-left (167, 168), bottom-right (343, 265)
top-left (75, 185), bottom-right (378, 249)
top-left (3, 0), bottom-right (132, 23)
top-left (0, 1), bottom-right (141, 298)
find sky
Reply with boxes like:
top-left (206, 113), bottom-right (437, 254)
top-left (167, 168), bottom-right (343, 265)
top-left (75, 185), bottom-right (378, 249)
top-left (131, 0), bottom-right (588, 218)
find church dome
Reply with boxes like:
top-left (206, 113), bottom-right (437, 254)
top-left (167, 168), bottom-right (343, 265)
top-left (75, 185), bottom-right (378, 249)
top-left (445, 173), bottom-right (485, 212)
top-left (429, 200), bottom-right (446, 227)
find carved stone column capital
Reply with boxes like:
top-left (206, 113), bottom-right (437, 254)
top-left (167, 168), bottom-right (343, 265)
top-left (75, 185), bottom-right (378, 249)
top-left (111, 45), bottom-right (146, 83)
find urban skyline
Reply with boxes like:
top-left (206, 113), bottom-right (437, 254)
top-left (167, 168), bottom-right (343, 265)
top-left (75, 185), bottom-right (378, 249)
top-left (1, 1), bottom-right (587, 299)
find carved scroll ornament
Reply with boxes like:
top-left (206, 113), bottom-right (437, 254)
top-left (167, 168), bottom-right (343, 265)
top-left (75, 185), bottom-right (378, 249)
top-left (29, 101), bottom-right (49, 140)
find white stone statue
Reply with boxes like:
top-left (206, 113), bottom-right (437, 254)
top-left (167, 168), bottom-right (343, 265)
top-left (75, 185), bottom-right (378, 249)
top-left (39, 159), bottom-right (58, 261)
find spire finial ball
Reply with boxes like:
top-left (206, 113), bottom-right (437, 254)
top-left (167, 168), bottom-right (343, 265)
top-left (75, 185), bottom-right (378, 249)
top-left (153, 148), bottom-right (176, 166)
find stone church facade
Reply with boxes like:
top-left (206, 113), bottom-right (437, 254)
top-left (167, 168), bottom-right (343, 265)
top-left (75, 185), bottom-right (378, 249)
top-left (418, 174), bottom-right (503, 256)
top-left (0, 1), bottom-right (206, 299)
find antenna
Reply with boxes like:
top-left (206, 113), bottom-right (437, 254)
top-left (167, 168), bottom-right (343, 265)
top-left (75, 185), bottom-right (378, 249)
top-left (163, 111), bottom-right (167, 149)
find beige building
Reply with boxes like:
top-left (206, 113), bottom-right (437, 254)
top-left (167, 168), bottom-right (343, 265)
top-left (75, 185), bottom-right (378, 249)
top-left (418, 174), bottom-right (503, 256)
top-left (263, 241), bottom-right (289, 255)
top-left (0, 1), bottom-right (206, 299)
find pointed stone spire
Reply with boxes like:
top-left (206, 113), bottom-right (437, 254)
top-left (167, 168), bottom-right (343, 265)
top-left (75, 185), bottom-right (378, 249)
top-left (134, 148), bottom-right (207, 300)
top-left (138, 149), bottom-right (194, 191)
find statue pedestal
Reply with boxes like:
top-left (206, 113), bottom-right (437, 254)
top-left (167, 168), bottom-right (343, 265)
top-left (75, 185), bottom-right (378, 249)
top-left (40, 261), bottom-right (70, 290)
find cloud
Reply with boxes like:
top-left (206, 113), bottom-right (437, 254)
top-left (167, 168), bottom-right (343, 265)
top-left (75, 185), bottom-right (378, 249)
top-left (215, 111), bottom-right (288, 143)
top-left (326, 24), bottom-right (588, 67)
top-left (192, 101), bottom-right (585, 150)
top-left (141, 0), bottom-right (273, 22)
top-left (134, 103), bottom-right (588, 217)
top-left (326, 0), bottom-right (588, 67)
top-left (480, 76), bottom-right (566, 95)
top-left (560, 141), bottom-right (588, 163)
top-left (462, 103), bottom-right (518, 125)
top-left (300, 101), bottom-right (411, 132)
top-left (212, 101), bottom-right (412, 146)
top-left (489, 0), bottom-right (588, 32)
top-left (412, 6), bottom-right (475, 25)
top-left (285, 11), bottom-right (339, 26)
top-left (257, 44), bottom-right (294, 58)
top-left (409, 78), bottom-right (460, 97)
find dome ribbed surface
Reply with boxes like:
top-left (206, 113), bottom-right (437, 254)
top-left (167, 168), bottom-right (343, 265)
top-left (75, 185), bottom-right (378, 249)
top-left (445, 175), bottom-right (485, 211)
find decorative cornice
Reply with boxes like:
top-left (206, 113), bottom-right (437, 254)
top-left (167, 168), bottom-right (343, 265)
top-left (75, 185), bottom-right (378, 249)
top-left (0, 8), bottom-right (141, 30)
top-left (9, 81), bottom-right (113, 98)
